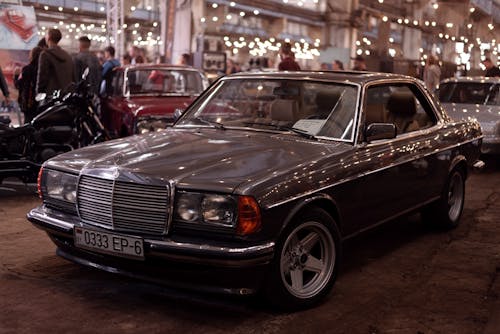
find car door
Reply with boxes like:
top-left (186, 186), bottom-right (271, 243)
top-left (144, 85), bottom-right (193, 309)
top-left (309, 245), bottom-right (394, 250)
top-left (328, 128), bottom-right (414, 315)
top-left (102, 71), bottom-right (126, 136)
top-left (353, 81), bottom-right (442, 230)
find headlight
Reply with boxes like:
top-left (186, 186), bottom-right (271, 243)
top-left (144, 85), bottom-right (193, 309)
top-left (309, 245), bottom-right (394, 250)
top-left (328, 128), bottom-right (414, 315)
top-left (136, 117), bottom-right (171, 134)
top-left (201, 194), bottom-right (236, 225)
top-left (175, 192), bottom-right (236, 227)
top-left (175, 192), bottom-right (261, 234)
top-left (42, 169), bottom-right (78, 203)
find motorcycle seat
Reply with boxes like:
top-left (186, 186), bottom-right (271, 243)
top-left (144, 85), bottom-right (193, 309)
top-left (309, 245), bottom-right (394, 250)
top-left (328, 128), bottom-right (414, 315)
top-left (0, 123), bottom-right (33, 137)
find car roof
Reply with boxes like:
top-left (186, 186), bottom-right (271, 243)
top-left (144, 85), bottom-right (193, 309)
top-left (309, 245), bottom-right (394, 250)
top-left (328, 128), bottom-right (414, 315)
top-left (119, 64), bottom-right (201, 72)
top-left (440, 76), bottom-right (500, 84)
top-left (223, 70), bottom-right (418, 85)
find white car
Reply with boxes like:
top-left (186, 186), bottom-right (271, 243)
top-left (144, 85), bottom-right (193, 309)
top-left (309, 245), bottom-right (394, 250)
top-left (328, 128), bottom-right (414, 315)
top-left (438, 77), bottom-right (500, 154)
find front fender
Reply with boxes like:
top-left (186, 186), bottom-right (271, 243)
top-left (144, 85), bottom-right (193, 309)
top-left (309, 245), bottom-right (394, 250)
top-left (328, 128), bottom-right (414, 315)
top-left (277, 193), bottom-right (342, 237)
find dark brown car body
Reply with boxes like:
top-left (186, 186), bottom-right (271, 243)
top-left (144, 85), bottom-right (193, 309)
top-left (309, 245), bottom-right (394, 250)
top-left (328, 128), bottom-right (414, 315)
top-left (28, 71), bottom-right (483, 307)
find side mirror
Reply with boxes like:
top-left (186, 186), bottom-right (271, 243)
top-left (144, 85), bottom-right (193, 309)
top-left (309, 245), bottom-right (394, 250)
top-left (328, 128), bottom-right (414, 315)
top-left (82, 67), bottom-right (89, 80)
top-left (173, 108), bottom-right (184, 121)
top-left (365, 123), bottom-right (397, 142)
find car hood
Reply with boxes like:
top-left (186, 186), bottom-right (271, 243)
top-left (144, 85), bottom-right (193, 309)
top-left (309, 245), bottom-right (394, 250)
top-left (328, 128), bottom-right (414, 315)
top-left (126, 96), bottom-right (196, 118)
top-left (45, 128), bottom-right (350, 194)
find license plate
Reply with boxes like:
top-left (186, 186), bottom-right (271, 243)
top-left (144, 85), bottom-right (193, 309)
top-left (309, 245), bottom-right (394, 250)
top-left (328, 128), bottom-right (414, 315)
top-left (74, 227), bottom-right (144, 260)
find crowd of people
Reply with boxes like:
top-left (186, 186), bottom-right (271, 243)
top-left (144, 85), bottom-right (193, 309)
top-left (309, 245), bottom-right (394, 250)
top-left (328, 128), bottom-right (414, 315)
top-left (1, 29), bottom-right (500, 123)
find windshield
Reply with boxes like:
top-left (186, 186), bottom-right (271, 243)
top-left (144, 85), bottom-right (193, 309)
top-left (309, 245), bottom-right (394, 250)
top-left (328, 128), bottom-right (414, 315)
top-left (176, 78), bottom-right (359, 141)
top-left (126, 69), bottom-right (205, 96)
top-left (439, 82), bottom-right (499, 105)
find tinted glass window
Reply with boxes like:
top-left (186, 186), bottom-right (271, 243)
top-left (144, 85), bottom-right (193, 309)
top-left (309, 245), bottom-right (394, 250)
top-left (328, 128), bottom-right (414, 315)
top-left (438, 82), bottom-right (496, 105)
top-left (126, 69), bottom-right (204, 95)
top-left (365, 83), bottom-right (436, 136)
top-left (177, 79), bottom-right (359, 141)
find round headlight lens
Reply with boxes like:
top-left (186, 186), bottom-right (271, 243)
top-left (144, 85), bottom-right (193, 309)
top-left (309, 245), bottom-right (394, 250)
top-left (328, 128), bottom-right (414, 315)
top-left (201, 195), bottom-right (236, 226)
top-left (176, 193), bottom-right (202, 222)
top-left (45, 170), bottom-right (78, 203)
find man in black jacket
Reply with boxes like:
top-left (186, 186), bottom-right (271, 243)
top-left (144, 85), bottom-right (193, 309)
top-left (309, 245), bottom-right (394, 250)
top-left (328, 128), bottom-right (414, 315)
top-left (74, 36), bottom-right (101, 95)
top-left (0, 66), bottom-right (10, 104)
top-left (36, 29), bottom-right (75, 95)
top-left (482, 58), bottom-right (500, 77)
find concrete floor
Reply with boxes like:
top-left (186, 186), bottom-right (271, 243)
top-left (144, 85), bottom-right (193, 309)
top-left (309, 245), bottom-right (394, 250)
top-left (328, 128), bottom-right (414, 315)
top-left (0, 156), bottom-right (499, 334)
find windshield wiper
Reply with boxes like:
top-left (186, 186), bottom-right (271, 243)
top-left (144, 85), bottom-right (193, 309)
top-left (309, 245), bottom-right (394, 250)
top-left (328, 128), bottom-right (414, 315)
top-left (243, 122), bottom-right (317, 140)
top-left (194, 116), bottom-right (226, 130)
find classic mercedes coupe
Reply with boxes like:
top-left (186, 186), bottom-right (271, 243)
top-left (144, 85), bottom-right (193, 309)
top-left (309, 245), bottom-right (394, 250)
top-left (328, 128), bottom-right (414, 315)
top-left (28, 71), bottom-right (483, 309)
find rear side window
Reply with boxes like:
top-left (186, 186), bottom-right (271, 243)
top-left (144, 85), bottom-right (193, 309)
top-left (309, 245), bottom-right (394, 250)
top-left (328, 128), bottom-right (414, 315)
top-left (365, 83), bottom-right (437, 136)
top-left (439, 82), bottom-right (495, 105)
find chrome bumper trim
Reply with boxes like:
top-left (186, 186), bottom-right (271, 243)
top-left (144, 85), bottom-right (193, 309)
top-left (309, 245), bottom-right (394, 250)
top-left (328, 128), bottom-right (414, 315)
top-left (27, 206), bottom-right (275, 263)
top-left (473, 160), bottom-right (486, 170)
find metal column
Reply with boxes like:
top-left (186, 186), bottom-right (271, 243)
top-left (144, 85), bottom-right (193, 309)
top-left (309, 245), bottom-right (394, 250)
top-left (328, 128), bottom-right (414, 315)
top-left (106, 0), bottom-right (125, 59)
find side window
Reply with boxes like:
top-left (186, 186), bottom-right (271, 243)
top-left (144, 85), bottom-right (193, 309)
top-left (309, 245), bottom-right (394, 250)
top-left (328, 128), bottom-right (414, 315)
top-left (365, 83), bottom-right (437, 136)
top-left (486, 85), bottom-right (500, 105)
top-left (113, 72), bottom-right (124, 96)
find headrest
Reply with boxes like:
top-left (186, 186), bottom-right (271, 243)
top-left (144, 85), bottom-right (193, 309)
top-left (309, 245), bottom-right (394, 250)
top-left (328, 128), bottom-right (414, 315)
top-left (316, 90), bottom-right (341, 109)
top-left (386, 91), bottom-right (416, 116)
top-left (270, 99), bottom-right (298, 121)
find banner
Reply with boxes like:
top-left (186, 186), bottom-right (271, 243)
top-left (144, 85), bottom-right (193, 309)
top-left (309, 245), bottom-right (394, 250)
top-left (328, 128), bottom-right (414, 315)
top-left (0, 5), bottom-right (39, 102)
top-left (0, 5), bottom-right (38, 50)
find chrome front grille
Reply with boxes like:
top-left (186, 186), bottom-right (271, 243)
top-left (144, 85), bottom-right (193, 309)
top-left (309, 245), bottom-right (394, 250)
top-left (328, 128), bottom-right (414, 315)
top-left (77, 175), bottom-right (170, 235)
top-left (78, 176), bottom-right (113, 227)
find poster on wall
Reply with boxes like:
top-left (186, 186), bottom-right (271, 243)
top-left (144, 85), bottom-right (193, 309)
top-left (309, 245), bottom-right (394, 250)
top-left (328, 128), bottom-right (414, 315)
top-left (0, 4), bottom-right (38, 50)
top-left (0, 4), bottom-right (39, 102)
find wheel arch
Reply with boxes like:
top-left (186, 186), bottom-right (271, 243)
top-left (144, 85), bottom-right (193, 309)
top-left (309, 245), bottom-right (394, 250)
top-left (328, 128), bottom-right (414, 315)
top-left (278, 194), bottom-right (343, 237)
top-left (449, 154), bottom-right (468, 179)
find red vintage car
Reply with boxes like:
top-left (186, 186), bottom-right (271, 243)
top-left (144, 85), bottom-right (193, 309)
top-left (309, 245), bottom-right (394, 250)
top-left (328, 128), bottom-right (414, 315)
top-left (100, 64), bottom-right (209, 137)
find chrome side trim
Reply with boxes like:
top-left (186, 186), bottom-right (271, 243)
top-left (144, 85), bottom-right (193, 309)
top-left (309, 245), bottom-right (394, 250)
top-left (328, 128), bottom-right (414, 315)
top-left (473, 160), bottom-right (486, 170)
top-left (264, 136), bottom-right (481, 209)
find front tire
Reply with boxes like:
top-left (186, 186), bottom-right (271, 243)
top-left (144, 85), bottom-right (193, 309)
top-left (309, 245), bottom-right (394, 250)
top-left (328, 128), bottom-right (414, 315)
top-left (422, 169), bottom-right (465, 229)
top-left (264, 207), bottom-right (340, 310)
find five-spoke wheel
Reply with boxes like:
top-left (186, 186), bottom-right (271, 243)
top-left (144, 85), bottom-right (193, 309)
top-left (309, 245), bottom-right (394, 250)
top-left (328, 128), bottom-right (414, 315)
top-left (265, 207), bottom-right (340, 310)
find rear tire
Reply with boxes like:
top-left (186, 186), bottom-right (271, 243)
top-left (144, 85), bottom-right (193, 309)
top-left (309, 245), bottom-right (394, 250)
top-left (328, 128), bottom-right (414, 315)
top-left (263, 207), bottom-right (341, 310)
top-left (422, 168), bottom-right (465, 229)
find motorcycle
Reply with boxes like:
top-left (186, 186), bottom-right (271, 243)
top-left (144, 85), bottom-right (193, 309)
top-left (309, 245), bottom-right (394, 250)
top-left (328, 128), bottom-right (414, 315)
top-left (0, 68), bottom-right (110, 184)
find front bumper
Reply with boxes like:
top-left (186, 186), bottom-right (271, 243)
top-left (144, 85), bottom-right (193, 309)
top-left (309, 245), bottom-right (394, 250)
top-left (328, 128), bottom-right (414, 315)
top-left (27, 206), bottom-right (275, 294)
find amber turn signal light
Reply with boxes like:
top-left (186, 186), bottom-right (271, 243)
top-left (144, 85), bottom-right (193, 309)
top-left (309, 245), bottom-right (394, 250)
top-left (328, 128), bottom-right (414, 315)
top-left (37, 166), bottom-right (44, 199)
top-left (237, 196), bottom-right (261, 235)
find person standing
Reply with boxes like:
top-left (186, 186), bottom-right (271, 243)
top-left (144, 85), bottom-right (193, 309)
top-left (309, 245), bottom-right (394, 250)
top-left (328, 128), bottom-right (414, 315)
top-left (332, 60), bottom-right (344, 70)
top-left (36, 29), bottom-right (74, 95)
top-left (178, 53), bottom-right (191, 66)
top-left (278, 42), bottom-right (301, 71)
top-left (73, 36), bottom-right (101, 95)
top-left (128, 46), bottom-right (140, 64)
top-left (352, 55), bottom-right (366, 71)
top-left (482, 58), bottom-right (500, 77)
top-left (101, 46), bottom-right (120, 95)
top-left (14, 47), bottom-right (43, 123)
top-left (0, 66), bottom-right (10, 104)
top-left (423, 55), bottom-right (441, 92)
